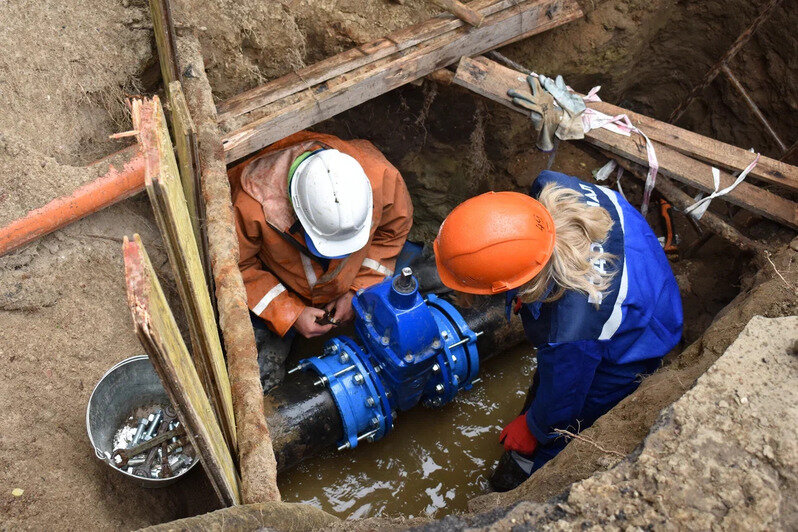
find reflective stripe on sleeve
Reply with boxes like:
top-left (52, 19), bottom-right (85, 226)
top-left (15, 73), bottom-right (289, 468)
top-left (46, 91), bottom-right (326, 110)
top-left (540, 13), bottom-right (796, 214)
top-left (252, 284), bottom-right (287, 315)
top-left (597, 185), bottom-right (628, 341)
top-left (362, 257), bottom-right (393, 277)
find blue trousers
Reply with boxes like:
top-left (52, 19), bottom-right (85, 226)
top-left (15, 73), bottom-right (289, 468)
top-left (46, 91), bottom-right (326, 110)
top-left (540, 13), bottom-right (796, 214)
top-left (520, 356), bottom-right (660, 473)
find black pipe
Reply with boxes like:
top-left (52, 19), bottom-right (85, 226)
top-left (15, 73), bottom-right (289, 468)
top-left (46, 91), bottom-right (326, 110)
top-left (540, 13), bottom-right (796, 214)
top-left (263, 294), bottom-right (525, 472)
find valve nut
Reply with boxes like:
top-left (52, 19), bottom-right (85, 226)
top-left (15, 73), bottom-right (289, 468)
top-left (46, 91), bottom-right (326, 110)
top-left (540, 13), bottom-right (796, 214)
top-left (435, 383), bottom-right (444, 394)
top-left (354, 374), bottom-right (365, 385)
top-left (432, 363), bottom-right (440, 373)
top-left (365, 397), bottom-right (376, 407)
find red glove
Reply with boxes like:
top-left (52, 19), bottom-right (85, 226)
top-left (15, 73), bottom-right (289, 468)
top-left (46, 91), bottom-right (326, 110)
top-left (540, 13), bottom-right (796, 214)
top-left (499, 414), bottom-right (538, 455)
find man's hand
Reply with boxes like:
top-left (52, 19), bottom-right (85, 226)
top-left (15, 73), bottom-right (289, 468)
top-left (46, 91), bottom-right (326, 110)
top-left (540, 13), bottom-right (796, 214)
top-left (325, 290), bottom-right (356, 324)
top-left (293, 307), bottom-right (335, 338)
top-left (499, 414), bottom-right (538, 455)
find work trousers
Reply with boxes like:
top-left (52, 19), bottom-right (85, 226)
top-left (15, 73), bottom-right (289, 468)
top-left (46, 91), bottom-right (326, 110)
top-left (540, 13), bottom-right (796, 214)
top-left (514, 355), bottom-right (661, 474)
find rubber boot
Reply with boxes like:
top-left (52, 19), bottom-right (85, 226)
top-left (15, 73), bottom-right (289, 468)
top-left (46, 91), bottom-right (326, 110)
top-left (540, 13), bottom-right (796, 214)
top-left (488, 451), bottom-right (532, 492)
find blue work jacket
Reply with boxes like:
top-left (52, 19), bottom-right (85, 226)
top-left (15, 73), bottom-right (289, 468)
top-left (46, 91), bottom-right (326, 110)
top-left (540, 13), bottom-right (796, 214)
top-left (519, 171), bottom-right (683, 447)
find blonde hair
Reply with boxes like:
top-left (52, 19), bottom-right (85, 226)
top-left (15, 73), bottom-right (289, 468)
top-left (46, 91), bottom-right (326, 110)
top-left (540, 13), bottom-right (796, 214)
top-left (517, 183), bottom-right (616, 308)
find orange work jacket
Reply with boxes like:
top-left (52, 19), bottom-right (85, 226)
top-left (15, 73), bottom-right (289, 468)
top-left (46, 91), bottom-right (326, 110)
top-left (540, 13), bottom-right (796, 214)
top-left (230, 131), bottom-right (413, 337)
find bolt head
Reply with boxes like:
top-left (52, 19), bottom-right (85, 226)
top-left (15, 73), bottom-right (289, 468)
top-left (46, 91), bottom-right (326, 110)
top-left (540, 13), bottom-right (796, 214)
top-left (366, 435), bottom-right (375, 443)
top-left (432, 398), bottom-right (442, 407)
top-left (432, 363), bottom-right (440, 373)
top-left (391, 410), bottom-right (397, 420)
top-left (401, 267), bottom-right (413, 277)
top-left (381, 336), bottom-right (390, 346)
top-left (371, 417), bottom-right (379, 427)
top-left (340, 353), bottom-right (350, 363)
top-left (404, 353), bottom-right (413, 363)
top-left (432, 339), bottom-right (441, 349)
top-left (435, 383), bottom-right (445, 393)
top-left (364, 313), bottom-right (372, 322)
top-left (442, 331), bottom-right (449, 340)
top-left (453, 375), bottom-right (460, 385)
top-left (354, 374), bottom-right (365, 384)
top-left (452, 355), bottom-right (458, 363)
top-left (366, 397), bottom-right (376, 407)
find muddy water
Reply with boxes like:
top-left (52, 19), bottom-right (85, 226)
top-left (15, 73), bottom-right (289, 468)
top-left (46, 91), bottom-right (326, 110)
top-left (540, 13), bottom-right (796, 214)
top-left (278, 344), bottom-right (537, 520)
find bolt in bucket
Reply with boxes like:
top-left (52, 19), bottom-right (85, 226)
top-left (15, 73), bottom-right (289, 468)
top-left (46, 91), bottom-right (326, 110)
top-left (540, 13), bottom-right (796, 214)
top-left (86, 355), bottom-right (198, 487)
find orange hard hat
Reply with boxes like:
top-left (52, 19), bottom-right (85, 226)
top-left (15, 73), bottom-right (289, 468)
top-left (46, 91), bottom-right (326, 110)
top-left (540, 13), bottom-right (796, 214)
top-left (433, 191), bottom-right (556, 295)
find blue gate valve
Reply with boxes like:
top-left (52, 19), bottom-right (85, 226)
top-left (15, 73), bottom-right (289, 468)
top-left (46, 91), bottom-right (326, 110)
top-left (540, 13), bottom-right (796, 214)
top-left (298, 267), bottom-right (482, 451)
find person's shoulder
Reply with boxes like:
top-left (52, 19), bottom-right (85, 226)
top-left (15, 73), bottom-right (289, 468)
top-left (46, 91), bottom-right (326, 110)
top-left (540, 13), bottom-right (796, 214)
top-left (531, 170), bottom-right (584, 196)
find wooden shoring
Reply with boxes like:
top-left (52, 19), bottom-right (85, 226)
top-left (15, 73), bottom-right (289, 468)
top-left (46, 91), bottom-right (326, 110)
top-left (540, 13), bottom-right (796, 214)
top-left (177, 34), bottom-right (281, 504)
top-left (220, 0), bottom-right (583, 162)
top-left (167, 80), bottom-right (214, 297)
top-left (217, 0), bottom-right (566, 123)
top-left (606, 154), bottom-right (766, 256)
top-left (132, 97), bottom-right (237, 453)
top-left (452, 56), bottom-right (798, 230)
top-left (149, 0), bottom-right (180, 93)
top-left (587, 99), bottom-right (798, 193)
top-left (123, 234), bottom-right (240, 506)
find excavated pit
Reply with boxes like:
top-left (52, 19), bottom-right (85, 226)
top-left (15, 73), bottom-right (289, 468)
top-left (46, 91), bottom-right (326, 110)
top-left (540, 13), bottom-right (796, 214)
top-left (0, 0), bottom-right (796, 529)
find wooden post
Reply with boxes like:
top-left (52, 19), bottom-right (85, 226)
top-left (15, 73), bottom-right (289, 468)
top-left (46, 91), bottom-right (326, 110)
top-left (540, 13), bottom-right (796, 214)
top-left (430, 0), bottom-right (485, 27)
top-left (132, 97), bottom-right (237, 454)
top-left (177, 34), bottom-right (281, 504)
top-left (452, 55), bottom-right (798, 230)
top-left (123, 234), bottom-right (240, 506)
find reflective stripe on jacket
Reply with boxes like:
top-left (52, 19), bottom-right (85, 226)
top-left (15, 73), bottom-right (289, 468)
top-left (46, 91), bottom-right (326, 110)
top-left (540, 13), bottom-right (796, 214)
top-left (230, 131), bottom-right (413, 336)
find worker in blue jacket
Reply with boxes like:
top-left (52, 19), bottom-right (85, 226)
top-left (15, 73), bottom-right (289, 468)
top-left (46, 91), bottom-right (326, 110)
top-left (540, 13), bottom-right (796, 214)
top-left (433, 170), bottom-right (683, 491)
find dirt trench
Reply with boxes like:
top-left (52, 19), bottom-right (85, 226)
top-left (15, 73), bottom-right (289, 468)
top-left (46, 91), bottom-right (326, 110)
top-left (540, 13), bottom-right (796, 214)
top-left (0, 0), bottom-right (796, 529)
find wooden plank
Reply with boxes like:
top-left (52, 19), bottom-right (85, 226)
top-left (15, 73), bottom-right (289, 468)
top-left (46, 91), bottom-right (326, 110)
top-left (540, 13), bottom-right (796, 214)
top-left (132, 97), bottom-right (238, 453)
top-left (589, 100), bottom-right (798, 192)
top-left (452, 56), bottom-right (798, 230)
top-left (123, 234), bottom-right (240, 506)
top-left (216, 0), bottom-right (534, 123)
top-left (167, 82), bottom-right (202, 244)
top-left (178, 35), bottom-right (281, 504)
top-left (149, 0), bottom-right (180, 92)
top-left (221, 0), bottom-right (583, 162)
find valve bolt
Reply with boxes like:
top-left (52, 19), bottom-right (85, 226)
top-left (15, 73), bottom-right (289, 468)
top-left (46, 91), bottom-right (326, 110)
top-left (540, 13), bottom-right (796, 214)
top-left (432, 363), bottom-right (440, 373)
top-left (435, 384), bottom-right (444, 394)
top-left (441, 331), bottom-right (449, 340)
top-left (452, 355), bottom-right (458, 363)
top-left (354, 374), bottom-right (365, 385)
top-left (381, 336), bottom-right (390, 346)
top-left (370, 417), bottom-right (379, 427)
top-left (366, 397), bottom-right (376, 407)
top-left (340, 352), bottom-right (350, 363)
top-left (432, 339), bottom-right (441, 349)
top-left (404, 353), bottom-right (413, 363)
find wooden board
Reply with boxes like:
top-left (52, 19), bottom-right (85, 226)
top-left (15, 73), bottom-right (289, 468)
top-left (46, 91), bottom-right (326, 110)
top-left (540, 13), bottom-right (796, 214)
top-left (149, 0), bottom-right (179, 92)
top-left (453, 56), bottom-right (798, 229)
top-left (216, 0), bottom-right (541, 123)
top-left (167, 82), bottom-right (202, 244)
top-left (133, 97), bottom-right (238, 453)
top-left (221, 0), bottom-right (582, 162)
top-left (588, 100), bottom-right (798, 193)
top-left (123, 234), bottom-right (240, 506)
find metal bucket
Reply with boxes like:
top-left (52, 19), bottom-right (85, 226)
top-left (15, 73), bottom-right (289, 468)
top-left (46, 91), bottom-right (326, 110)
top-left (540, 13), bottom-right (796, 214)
top-left (86, 355), bottom-right (198, 487)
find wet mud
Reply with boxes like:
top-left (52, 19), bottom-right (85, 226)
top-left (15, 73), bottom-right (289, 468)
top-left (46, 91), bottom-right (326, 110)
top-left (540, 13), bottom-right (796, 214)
top-left (278, 343), bottom-right (537, 519)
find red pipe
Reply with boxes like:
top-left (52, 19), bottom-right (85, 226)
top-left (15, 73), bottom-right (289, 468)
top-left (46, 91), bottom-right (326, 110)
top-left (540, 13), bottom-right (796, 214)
top-left (0, 145), bottom-right (146, 256)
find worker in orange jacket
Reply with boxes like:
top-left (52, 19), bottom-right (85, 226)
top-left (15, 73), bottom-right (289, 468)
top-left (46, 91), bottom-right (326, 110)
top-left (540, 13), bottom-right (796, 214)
top-left (230, 131), bottom-right (414, 390)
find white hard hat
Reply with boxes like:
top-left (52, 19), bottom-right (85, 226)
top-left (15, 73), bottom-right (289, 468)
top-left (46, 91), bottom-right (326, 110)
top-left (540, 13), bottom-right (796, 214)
top-left (290, 149), bottom-right (373, 258)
